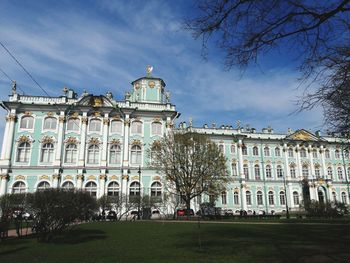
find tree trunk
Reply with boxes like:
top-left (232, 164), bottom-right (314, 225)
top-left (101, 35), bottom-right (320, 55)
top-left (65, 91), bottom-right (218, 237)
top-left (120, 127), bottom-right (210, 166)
top-left (186, 198), bottom-right (191, 219)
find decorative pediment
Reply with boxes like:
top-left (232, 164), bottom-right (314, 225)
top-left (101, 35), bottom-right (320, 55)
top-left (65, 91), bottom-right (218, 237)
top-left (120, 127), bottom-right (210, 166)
top-left (110, 139), bottom-right (121, 145)
top-left (110, 175), bottom-right (119, 181)
top-left (40, 135), bottom-right (55, 144)
top-left (65, 136), bottom-right (79, 144)
top-left (152, 176), bottom-right (161, 181)
top-left (132, 139), bottom-right (142, 146)
top-left (47, 112), bottom-right (55, 117)
top-left (153, 117), bottom-right (161, 122)
top-left (87, 175), bottom-right (96, 181)
top-left (65, 175), bottom-right (73, 180)
top-left (39, 175), bottom-right (50, 180)
top-left (286, 129), bottom-right (325, 142)
top-left (76, 95), bottom-right (114, 107)
top-left (15, 175), bottom-right (26, 181)
top-left (88, 137), bottom-right (100, 145)
top-left (17, 135), bottom-right (33, 143)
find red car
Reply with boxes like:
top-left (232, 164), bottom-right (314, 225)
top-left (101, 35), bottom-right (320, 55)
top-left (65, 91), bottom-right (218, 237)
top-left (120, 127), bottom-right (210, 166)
top-left (177, 209), bottom-right (194, 217)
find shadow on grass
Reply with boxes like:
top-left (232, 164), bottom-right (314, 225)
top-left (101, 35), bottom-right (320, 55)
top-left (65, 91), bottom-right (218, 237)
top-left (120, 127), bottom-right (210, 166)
top-left (51, 228), bottom-right (107, 244)
top-left (172, 223), bottom-right (350, 262)
top-left (0, 246), bottom-right (28, 256)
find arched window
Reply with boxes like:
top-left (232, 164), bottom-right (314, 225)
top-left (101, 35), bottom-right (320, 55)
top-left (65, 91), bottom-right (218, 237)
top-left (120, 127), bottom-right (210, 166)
top-left (242, 145), bottom-right (248, 155)
top-left (276, 165), bottom-right (283, 178)
top-left (131, 145), bottom-right (142, 165)
top-left (325, 149), bottom-right (330, 158)
top-left (243, 164), bottom-right (249, 180)
top-left (221, 191), bottom-right (227, 205)
top-left (109, 145), bottom-right (121, 164)
top-left (230, 145), bottom-right (235, 154)
top-left (302, 165), bottom-right (309, 178)
top-left (290, 165), bottom-right (296, 178)
top-left (279, 191), bottom-right (286, 205)
top-left (312, 149), bottom-right (318, 158)
top-left (218, 144), bottom-right (224, 153)
top-left (151, 122), bottom-right (162, 135)
top-left (257, 191), bottom-right (263, 205)
top-left (62, 181), bottom-right (74, 190)
top-left (268, 191), bottom-right (274, 205)
top-left (17, 142), bottom-right (31, 162)
top-left (37, 181), bottom-right (50, 191)
top-left (341, 192), bottom-right (347, 204)
top-left (12, 181), bottom-right (26, 194)
top-left (265, 165), bottom-right (272, 178)
top-left (293, 191), bottom-right (299, 205)
top-left (327, 167), bottom-right (333, 179)
top-left (314, 166), bottom-right (321, 178)
top-left (151, 182), bottom-right (162, 197)
top-left (275, 147), bottom-right (281, 157)
top-left (288, 148), bottom-right (294, 157)
top-left (246, 191), bottom-right (251, 205)
top-left (129, 182), bottom-right (140, 196)
top-left (337, 167), bottom-right (343, 180)
top-left (332, 192), bottom-right (337, 202)
top-left (110, 120), bottom-right (122, 133)
top-left (347, 167), bottom-right (350, 180)
top-left (85, 182), bottom-right (97, 197)
top-left (131, 121), bottom-right (142, 134)
top-left (87, 145), bottom-right (100, 164)
top-left (43, 117), bottom-right (57, 130)
top-left (20, 116), bottom-right (34, 129)
top-left (65, 144), bottom-right (77, 163)
top-left (67, 118), bottom-right (79, 131)
top-left (253, 146), bottom-right (259, 156)
top-left (234, 192), bottom-right (239, 205)
top-left (300, 148), bottom-right (307, 158)
top-left (264, 147), bottom-right (270, 156)
top-left (89, 119), bottom-right (101, 132)
top-left (231, 163), bottom-right (237, 176)
top-left (107, 181), bottom-right (119, 196)
top-left (40, 143), bottom-right (54, 163)
top-left (335, 150), bottom-right (340, 159)
top-left (254, 164), bottom-right (260, 180)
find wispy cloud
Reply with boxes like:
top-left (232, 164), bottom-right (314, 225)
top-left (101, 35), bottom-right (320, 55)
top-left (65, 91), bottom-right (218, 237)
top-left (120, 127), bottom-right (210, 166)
top-left (0, 0), bottom-right (324, 149)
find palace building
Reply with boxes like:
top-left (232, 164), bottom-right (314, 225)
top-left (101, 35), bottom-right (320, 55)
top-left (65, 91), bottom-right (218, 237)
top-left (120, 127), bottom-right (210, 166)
top-left (0, 68), bottom-right (349, 214)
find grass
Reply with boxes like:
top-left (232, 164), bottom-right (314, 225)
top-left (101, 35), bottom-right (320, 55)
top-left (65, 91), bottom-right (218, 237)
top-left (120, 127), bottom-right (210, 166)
top-left (1, 220), bottom-right (350, 262)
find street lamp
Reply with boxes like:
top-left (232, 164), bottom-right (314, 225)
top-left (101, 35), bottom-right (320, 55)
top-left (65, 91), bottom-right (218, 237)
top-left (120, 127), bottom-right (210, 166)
top-left (283, 173), bottom-right (290, 219)
top-left (137, 165), bottom-right (141, 220)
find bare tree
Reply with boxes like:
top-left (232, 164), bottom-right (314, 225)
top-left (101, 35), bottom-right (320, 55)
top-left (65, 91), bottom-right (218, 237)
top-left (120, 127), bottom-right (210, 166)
top-left (186, 0), bottom-right (350, 133)
top-left (150, 132), bottom-right (230, 215)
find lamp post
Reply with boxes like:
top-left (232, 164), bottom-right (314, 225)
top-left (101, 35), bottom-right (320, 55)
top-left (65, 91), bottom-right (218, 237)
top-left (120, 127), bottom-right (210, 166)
top-left (137, 165), bottom-right (141, 220)
top-left (283, 173), bottom-right (290, 219)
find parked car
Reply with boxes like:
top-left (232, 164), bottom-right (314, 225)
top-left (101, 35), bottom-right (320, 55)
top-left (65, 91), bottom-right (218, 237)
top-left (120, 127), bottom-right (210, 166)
top-left (107, 211), bottom-right (117, 221)
top-left (225, 209), bottom-right (234, 216)
top-left (150, 210), bottom-right (161, 220)
top-left (176, 209), bottom-right (194, 217)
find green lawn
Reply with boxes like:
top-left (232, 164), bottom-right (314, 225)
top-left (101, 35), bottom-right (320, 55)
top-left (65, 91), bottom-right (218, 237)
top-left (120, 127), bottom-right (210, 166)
top-left (1, 221), bottom-right (350, 263)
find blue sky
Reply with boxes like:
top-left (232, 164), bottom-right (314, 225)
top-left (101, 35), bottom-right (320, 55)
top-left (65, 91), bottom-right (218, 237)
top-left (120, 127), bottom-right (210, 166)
top-left (0, 0), bottom-right (324, 147)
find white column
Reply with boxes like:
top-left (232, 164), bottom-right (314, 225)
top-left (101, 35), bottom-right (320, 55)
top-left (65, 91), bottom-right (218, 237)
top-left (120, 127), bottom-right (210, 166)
top-left (78, 113), bottom-right (88, 166)
top-left (295, 144), bottom-right (302, 179)
top-left (77, 174), bottom-right (84, 189)
top-left (123, 116), bottom-right (130, 167)
top-left (288, 183), bottom-right (293, 208)
top-left (320, 145), bottom-right (327, 179)
top-left (0, 116), bottom-right (10, 160)
top-left (4, 112), bottom-right (16, 161)
top-left (166, 116), bottom-right (172, 135)
top-left (0, 174), bottom-right (8, 195)
top-left (54, 112), bottom-right (65, 165)
top-left (99, 174), bottom-right (106, 198)
top-left (237, 139), bottom-right (244, 180)
top-left (241, 185), bottom-right (247, 211)
top-left (283, 143), bottom-right (290, 179)
top-left (101, 115), bottom-right (109, 167)
top-left (52, 173), bottom-right (60, 188)
top-left (122, 175), bottom-right (128, 196)
top-left (308, 145), bottom-right (315, 180)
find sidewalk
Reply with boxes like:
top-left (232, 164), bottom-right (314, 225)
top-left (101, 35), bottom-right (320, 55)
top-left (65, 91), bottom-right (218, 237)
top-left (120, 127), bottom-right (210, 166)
top-left (5, 227), bottom-right (33, 238)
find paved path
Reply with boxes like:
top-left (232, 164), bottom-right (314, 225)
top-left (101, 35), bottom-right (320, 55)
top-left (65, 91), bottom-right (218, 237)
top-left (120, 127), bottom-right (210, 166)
top-left (5, 227), bottom-right (33, 237)
top-left (157, 219), bottom-right (350, 226)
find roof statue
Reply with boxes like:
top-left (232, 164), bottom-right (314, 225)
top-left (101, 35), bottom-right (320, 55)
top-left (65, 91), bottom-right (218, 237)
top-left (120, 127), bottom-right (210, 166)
top-left (146, 65), bottom-right (153, 77)
top-left (12, 80), bottom-right (16, 95)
